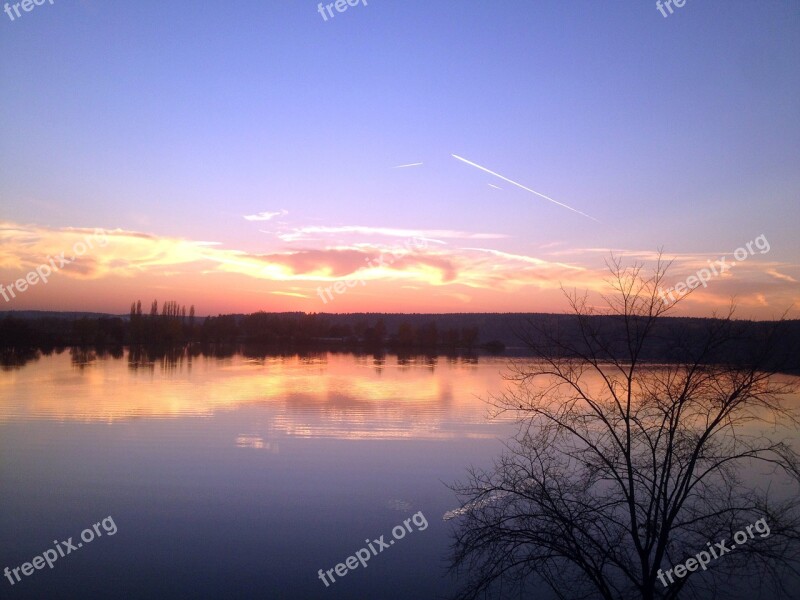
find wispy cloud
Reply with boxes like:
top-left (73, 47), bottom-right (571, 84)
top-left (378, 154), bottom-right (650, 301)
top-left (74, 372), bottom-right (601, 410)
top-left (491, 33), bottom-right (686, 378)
top-left (767, 269), bottom-right (797, 283)
top-left (244, 210), bottom-right (288, 222)
top-left (463, 247), bottom-right (584, 270)
top-left (0, 222), bottom-right (587, 292)
top-left (1, 221), bottom-right (796, 318)
top-left (538, 241), bottom-right (565, 250)
top-left (277, 225), bottom-right (507, 243)
top-left (271, 291), bottom-right (310, 298)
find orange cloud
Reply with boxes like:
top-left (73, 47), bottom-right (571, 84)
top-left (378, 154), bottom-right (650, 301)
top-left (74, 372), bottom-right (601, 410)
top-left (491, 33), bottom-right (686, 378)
top-left (0, 221), bottom-right (797, 318)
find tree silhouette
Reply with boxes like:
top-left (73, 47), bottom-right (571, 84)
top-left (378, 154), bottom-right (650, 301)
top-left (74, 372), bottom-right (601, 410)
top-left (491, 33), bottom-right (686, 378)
top-left (449, 254), bottom-right (800, 600)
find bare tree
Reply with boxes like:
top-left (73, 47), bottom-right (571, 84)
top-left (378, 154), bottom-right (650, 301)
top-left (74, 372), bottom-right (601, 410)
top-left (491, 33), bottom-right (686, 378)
top-left (449, 254), bottom-right (800, 600)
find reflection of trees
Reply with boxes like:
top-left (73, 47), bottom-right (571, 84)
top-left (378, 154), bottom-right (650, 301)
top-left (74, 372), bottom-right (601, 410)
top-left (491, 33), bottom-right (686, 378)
top-left (69, 346), bottom-right (97, 370)
top-left (0, 316), bottom-right (41, 369)
top-left (450, 255), bottom-right (800, 600)
top-left (1, 347), bottom-right (40, 369)
top-left (74, 345), bottom-right (124, 365)
top-left (128, 344), bottom-right (188, 371)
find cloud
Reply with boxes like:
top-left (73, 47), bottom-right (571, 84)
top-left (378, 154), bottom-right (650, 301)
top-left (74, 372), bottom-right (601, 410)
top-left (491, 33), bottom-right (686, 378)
top-left (244, 210), bottom-right (288, 222)
top-left (1, 221), bottom-right (796, 318)
top-left (254, 249), bottom-right (374, 278)
top-left (462, 247), bottom-right (584, 270)
top-left (766, 269), bottom-right (797, 283)
top-left (277, 225), bottom-right (507, 243)
top-left (271, 291), bottom-right (311, 298)
top-left (0, 221), bottom-right (587, 292)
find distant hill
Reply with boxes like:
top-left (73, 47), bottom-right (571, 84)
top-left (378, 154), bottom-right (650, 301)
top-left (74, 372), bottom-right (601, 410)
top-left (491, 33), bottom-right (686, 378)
top-left (0, 310), bottom-right (124, 320)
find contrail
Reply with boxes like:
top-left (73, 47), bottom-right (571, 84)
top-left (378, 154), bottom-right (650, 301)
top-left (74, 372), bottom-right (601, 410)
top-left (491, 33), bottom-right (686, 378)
top-left (451, 154), bottom-right (600, 222)
top-left (392, 162), bottom-right (423, 169)
top-left (488, 183), bottom-right (502, 190)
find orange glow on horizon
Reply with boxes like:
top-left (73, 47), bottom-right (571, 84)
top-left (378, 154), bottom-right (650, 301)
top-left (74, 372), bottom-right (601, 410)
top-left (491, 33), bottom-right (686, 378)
top-left (0, 221), bottom-right (797, 319)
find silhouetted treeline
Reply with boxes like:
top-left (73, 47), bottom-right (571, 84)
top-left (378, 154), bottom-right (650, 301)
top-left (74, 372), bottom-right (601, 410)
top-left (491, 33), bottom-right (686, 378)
top-left (128, 300), bottom-right (195, 346)
top-left (0, 314), bottom-right (126, 350)
top-left (231, 311), bottom-right (483, 351)
top-left (515, 313), bottom-right (800, 372)
top-left (0, 304), bottom-right (502, 364)
top-left (2, 308), bottom-right (799, 371)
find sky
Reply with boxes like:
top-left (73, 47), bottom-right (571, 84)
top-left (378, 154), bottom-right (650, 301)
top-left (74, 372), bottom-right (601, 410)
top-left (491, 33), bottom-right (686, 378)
top-left (1, 0), bottom-right (798, 318)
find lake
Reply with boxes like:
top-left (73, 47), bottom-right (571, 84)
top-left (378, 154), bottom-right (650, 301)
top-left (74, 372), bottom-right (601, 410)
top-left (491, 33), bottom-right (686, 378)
top-left (0, 349), bottom-right (521, 599)
top-left (2, 350), bottom-right (798, 599)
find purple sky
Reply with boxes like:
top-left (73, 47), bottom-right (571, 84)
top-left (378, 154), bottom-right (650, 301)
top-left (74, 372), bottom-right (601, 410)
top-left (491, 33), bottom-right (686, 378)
top-left (1, 1), bottom-right (798, 317)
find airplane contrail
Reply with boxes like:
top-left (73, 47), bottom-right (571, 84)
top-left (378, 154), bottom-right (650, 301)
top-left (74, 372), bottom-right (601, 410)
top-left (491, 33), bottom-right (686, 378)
top-left (451, 154), bottom-right (600, 222)
top-left (392, 162), bottom-right (423, 169)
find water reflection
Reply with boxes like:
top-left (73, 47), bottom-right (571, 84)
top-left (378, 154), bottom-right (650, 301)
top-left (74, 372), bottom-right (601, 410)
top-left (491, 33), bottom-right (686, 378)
top-left (1, 341), bottom-right (483, 372)
top-left (0, 347), bottom-right (511, 600)
top-left (0, 350), bottom-right (512, 442)
top-left (234, 434), bottom-right (277, 451)
top-left (1, 346), bottom-right (40, 370)
top-left (1, 350), bottom-right (798, 600)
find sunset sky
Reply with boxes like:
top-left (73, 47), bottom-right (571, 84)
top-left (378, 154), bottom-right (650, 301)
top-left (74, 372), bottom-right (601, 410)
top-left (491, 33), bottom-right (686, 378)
top-left (1, 1), bottom-right (798, 318)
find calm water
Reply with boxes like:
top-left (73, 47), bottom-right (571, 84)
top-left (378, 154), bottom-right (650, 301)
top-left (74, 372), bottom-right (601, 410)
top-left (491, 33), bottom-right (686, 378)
top-left (2, 351), bottom-right (798, 599)
top-left (0, 350), bottom-right (521, 599)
